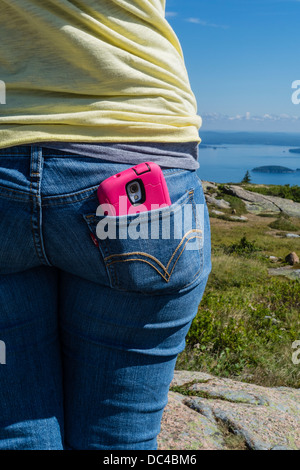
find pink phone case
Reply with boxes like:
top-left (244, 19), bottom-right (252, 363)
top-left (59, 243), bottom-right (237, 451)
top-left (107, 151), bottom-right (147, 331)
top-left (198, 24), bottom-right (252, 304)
top-left (97, 162), bottom-right (171, 216)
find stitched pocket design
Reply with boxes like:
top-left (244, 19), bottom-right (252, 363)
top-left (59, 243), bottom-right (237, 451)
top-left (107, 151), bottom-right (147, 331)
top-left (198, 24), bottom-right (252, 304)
top-left (83, 190), bottom-right (204, 294)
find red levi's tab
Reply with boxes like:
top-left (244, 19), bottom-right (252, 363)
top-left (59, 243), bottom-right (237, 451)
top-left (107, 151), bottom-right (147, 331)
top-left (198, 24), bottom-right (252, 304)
top-left (89, 232), bottom-right (99, 247)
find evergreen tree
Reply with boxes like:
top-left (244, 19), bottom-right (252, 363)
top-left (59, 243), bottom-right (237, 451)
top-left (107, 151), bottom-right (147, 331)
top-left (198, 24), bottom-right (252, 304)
top-left (241, 170), bottom-right (251, 183)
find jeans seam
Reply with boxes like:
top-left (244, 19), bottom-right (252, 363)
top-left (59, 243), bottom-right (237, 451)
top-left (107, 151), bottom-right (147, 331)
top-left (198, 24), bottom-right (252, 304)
top-left (104, 229), bottom-right (202, 271)
top-left (163, 169), bottom-right (187, 176)
top-left (0, 185), bottom-right (98, 204)
top-left (0, 187), bottom-right (30, 201)
top-left (104, 234), bottom-right (202, 284)
top-left (43, 185), bottom-right (98, 201)
top-left (29, 146), bottom-right (52, 266)
top-left (42, 188), bottom-right (98, 207)
top-left (29, 150), bottom-right (43, 265)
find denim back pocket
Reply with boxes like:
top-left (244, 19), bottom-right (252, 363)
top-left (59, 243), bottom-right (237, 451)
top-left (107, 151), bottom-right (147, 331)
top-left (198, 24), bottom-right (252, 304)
top-left (83, 189), bottom-right (204, 294)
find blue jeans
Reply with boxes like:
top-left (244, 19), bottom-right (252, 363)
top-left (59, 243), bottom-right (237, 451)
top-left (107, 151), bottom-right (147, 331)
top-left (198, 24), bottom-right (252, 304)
top-left (0, 145), bottom-right (211, 450)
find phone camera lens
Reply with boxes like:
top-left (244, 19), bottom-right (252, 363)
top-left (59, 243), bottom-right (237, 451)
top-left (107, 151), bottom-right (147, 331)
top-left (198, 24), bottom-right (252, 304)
top-left (129, 183), bottom-right (138, 193)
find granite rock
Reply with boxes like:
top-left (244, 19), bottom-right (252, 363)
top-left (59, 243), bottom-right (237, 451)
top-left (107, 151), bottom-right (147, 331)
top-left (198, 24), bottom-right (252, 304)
top-left (158, 371), bottom-right (300, 451)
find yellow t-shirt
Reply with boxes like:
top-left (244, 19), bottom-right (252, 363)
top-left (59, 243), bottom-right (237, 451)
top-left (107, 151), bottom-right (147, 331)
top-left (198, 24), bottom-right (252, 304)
top-left (0, 0), bottom-right (201, 148)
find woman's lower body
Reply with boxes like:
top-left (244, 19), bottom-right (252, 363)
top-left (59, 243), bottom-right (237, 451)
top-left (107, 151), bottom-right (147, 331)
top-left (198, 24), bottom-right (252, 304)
top-left (0, 145), bottom-right (212, 450)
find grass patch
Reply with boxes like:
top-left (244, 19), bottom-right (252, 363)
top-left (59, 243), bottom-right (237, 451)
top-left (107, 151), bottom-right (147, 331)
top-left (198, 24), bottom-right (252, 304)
top-left (215, 185), bottom-right (248, 216)
top-left (176, 213), bottom-right (300, 389)
top-left (209, 212), bottom-right (247, 223)
top-left (216, 420), bottom-right (249, 450)
top-left (220, 194), bottom-right (247, 215)
top-left (246, 184), bottom-right (300, 203)
top-left (170, 380), bottom-right (199, 397)
top-left (207, 253), bottom-right (266, 289)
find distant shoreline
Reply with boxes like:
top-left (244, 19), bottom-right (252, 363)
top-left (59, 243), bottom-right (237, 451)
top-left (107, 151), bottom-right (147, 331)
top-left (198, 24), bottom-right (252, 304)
top-left (200, 131), bottom-right (300, 147)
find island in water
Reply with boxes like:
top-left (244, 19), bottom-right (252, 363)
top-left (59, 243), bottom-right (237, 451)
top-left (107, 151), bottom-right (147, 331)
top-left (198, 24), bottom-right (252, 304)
top-left (252, 165), bottom-right (300, 173)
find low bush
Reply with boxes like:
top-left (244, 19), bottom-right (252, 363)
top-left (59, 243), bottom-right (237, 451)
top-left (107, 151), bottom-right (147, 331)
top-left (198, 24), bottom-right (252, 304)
top-left (268, 216), bottom-right (299, 232)
top-left (224, 235), bottom-right (262, 257)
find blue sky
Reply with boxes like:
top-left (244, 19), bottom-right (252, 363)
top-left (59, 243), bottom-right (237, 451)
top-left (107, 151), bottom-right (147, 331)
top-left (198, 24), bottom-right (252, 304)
top-left (166, 0), bottom-right (300, 132)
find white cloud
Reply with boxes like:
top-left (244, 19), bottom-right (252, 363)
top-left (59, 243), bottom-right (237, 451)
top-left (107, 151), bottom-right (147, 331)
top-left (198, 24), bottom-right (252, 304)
top-left (185, 17), bottom-right (228, 29)
top-left (165, 11), bottom-right (178, 18)
top-left (202, 112), bottom-right (300, 122)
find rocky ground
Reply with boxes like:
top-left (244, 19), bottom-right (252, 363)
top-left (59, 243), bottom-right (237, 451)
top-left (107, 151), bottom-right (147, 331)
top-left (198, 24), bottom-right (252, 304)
top-left (158, 371), bottom-right (300, 450)
top-left (201, 181), bottom-right (300, 218)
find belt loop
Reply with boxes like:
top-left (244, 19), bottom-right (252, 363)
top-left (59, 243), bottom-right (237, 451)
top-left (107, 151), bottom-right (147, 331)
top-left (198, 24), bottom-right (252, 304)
top-left (30, 145), bottom-right (43, 179)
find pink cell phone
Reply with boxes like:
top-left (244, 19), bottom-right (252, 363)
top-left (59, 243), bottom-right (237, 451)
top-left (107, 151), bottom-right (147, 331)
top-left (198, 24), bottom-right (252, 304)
top-left (97, 162), bottom-right (171, 216)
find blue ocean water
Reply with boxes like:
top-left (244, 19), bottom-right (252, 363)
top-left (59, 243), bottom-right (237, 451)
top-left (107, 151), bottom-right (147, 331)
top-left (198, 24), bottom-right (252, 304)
top-left (197, 144), bottom-right (300, 185)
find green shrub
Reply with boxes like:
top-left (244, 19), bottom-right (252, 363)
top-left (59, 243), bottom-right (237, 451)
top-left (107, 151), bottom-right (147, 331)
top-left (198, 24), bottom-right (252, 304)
top-left (257, 213), bottom-right (277, 218)
top-left (224, 235), bottom-right (262, 256)
top-left (268, 216), bottom-right (298, 231)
